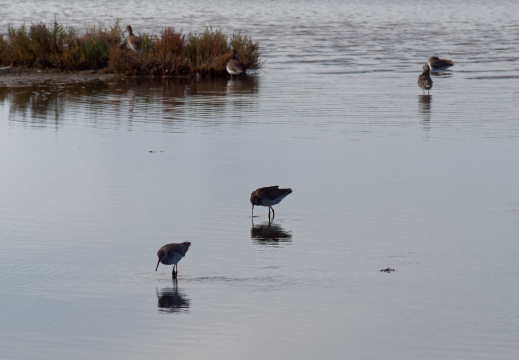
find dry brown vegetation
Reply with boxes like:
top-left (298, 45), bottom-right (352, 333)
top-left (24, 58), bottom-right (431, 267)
top-left (0, 20), bottom-right (262, 77)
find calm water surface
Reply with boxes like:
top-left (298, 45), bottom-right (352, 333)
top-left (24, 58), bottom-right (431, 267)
top-left (1, 1), bottom-right (519, 359)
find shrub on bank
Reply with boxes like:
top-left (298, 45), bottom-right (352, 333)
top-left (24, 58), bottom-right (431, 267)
top-left (0, 20), bottom-right (262, 77)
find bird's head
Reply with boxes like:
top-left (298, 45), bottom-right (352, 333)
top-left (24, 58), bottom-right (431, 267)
top-left (156, 249), bottom-right (166, 271)
top-left (250, 193), bottom-right (260, 206)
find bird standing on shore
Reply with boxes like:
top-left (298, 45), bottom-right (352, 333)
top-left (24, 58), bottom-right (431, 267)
top-left (226, 49), bottom-right (243, 78)
top-left (250, 186), bottom-right (292, 219)
top-left (418, 64), bottom-right (433, 95)
top-left (156, 242), bottom-right (191, 279)
top-left (125, 25), bottom-right (142, 54)
top-left (428, 56), bottom-right (454, 70)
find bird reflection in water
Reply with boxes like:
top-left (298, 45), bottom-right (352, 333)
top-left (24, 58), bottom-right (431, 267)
top-left (251, 219), bottom-right (292, 246)
top-left (418, 94), bottom-right (432, 124)
top-left (225, 75), bottom-right (259, 96)
top-left (156, 281), bottom-right (190, 313)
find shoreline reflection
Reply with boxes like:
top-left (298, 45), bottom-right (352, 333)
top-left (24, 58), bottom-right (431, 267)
top-left (0, 76), bottom-right (259, 130)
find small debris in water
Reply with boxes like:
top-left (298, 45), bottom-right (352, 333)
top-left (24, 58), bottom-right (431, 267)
top-left (380, 268), bottom-right (395, 273)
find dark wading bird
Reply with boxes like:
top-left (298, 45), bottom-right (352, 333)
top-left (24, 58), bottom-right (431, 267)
top-left (226, 49), bottom-right (243, 78)
top-left (156, 242), bottom-right (191, 279)
top-left (250, 186), bottom-right (292, 219)
top-left (418, 64), bottom-right (433, 95)
top-left (125, 25), bottom-right (142, 54)
top-left (428, 56), bottom-right (454, 70)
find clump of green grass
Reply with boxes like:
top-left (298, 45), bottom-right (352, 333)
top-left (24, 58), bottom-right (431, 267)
top-left (230, 32), bottom-right (263, 72)
top-left (107, 27), bottom-right (188, 76)
top-left (0, 20), bottom-right (122, 69)
top-left (184, 27), bottom-right (229, 76)
top-left (52, 20), bottom-right (123, 69)
top-left (1, 21), bottom-right (262, 77)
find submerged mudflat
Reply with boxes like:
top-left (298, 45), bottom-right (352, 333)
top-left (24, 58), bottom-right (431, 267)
top-left (0, 66), bottom-right (118, 84)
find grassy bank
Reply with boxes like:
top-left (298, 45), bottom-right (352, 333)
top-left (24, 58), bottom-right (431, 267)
top-left (0, 20), bottom-right (262, 77)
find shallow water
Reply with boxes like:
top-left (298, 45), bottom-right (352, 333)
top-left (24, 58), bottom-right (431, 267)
top-left (1, 1), bottom-right (519, 359)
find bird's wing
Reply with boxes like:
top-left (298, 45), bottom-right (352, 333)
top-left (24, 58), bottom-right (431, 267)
top-left (259, 186), bottom-right (280, 199)
top-left (264, 186), bottom-right (293, 200)
top-left (178, 245), bottom-right (189, 257)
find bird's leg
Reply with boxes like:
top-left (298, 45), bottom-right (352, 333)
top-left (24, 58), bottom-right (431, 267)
top-left (268, 207), bottom-right (271, 219)
top-left (271, 206), bottom-right (275, 219)
top-left (172, 265), bottom-right (177, 280)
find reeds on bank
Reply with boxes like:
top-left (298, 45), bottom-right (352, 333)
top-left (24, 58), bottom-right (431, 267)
top-left (0, 20), bottom-right (262, 77)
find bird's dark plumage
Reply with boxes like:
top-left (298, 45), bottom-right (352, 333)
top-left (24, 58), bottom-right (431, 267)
top-left (250, 186), bottom-right (292, 219)
top-left (428, 56), bottom-right (454, 70)
top-left (418, 64), bottom-right (433, 95)
top-left (156, 242), bottom-right (191, 279)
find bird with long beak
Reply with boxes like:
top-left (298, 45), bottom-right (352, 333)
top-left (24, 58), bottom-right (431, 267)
top-left (156, 242), bottom-right (191, 279)
top-left (250, 186), bottom-right (292, 219)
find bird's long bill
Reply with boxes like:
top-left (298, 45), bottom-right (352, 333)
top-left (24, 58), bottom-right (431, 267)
top-left (156, 258), bottom-right (161, 271)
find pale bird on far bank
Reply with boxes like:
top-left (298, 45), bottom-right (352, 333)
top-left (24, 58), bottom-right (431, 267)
top-left (125, 25), bottom-right (142, 54)
top-left (226, 49), bottom-right (243, 78)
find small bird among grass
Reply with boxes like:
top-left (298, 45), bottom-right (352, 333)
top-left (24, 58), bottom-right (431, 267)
top-left (226, 49), bottom-right (243, 78)
top-left (125, 25), bottom-right (142, 54)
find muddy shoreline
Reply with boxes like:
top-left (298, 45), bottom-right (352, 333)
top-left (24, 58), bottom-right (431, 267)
top-left (0, 66), bottom-right (130, 85)
top-left (0, 66), bottom-right (240, 85)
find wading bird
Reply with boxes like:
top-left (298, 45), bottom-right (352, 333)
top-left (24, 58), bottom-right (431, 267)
top-left (428, 56), bottom-right (454, 70)
top-left (156, 242), bottom-right (191, 279)
top-left (250, 186), bottom-right (292, 219)
top-left (418, 64), bottom-right (433, 95)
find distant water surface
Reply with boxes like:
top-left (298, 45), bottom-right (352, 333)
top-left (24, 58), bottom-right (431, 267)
top-left (1, 1), bottom-right (519, 360)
